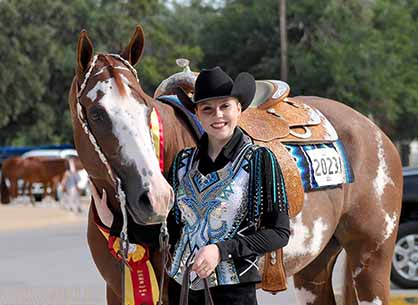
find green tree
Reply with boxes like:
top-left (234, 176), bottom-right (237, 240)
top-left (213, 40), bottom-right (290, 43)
top-left (0, 0), bottom-right (202, 145)
top-left (186, 0), bottom-right (418, 139)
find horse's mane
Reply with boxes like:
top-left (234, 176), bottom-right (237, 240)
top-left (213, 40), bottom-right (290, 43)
top-left (99, 54), bottom-right (126, 97)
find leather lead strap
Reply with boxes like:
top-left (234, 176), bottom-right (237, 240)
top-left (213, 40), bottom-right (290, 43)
top-left (180, 265), bottom-right (214, 305)
top-left (157, 221), bottom-right (170, 305)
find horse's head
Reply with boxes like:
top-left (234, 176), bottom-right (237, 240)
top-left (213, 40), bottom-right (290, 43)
top-left (68, 26), bottom-right (173, 225)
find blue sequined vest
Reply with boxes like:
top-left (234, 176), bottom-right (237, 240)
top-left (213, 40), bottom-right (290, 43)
top-left (168, 143), bottom-right (254, 290)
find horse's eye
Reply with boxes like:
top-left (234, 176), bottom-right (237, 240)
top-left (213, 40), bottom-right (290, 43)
top-left (89, 107), bottom-right (105, 122)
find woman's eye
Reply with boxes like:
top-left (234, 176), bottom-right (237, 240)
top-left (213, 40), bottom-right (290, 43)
top-left (221, 103), bottom-right (230, 109)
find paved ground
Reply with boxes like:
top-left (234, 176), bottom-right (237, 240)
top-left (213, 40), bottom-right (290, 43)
top-left (0, 197), bottom-right (104, 305)
top-left (0, 197), bottom-right (417, 305)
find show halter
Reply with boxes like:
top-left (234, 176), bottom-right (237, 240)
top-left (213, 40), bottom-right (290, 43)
top-left (76, 54), bottom-right (167, 305)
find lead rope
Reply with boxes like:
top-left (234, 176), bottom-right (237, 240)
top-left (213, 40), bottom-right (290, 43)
top-left (157, 220), bottom-right (170, 305)
top-left (180, 265), bottom-right (214, 305)
top-left (118, 177), bottom-right (129, 305)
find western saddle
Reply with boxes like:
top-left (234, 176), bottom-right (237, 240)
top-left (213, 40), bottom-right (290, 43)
top-left (155, 60), bottom-right (340, 294)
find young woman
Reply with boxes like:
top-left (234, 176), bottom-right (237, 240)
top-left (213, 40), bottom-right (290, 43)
top-left (167, 67), bottom-right (290, 305)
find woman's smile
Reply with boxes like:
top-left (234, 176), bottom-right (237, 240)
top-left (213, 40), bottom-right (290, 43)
top-left (211, 121), bottom-right (228, 129)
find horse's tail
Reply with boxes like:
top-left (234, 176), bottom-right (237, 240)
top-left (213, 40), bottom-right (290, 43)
top-left (0, 172), bottom-right (11, 204)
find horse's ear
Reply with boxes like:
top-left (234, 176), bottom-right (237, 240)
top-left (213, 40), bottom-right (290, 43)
top-left (76, 29), bottom-right (94, 80)
top-left (121, 25), bottom-right (145, 66)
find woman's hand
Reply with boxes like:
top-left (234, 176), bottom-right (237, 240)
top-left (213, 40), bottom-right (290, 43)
top-left (89, 180), bottom-right (114, 228)
top-left (191, 244), bottom-right (221, 278)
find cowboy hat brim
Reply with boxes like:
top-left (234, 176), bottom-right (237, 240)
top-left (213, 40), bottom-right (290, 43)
top-left (176, 72), bottom-right (256, 113)
top-left (230, 72), bottom-right (255, 112)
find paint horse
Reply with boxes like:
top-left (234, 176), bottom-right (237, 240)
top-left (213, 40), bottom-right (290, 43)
top-left (68, 26), bottom-right (403, 305)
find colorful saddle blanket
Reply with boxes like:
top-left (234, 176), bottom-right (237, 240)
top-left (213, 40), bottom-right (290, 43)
top-left (285, 141), bottom-right (354, 191)
top-left (157, 95), bottom-right (204, 138)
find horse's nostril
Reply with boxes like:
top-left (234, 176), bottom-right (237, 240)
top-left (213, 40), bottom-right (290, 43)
top-left (138, 192), bottom-right (152, 208)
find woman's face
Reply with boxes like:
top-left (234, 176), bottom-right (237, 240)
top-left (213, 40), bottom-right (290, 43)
top-left (196, 97), bottom-right (241, 142)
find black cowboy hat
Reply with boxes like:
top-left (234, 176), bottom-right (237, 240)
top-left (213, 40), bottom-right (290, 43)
top-left (176, 66), bottom-right (255, 112)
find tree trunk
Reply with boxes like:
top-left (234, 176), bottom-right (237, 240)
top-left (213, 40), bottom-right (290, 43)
top-left (279, 0), bottom-right (288, 81)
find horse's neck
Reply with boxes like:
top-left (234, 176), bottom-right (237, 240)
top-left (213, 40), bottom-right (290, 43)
top-left (153, 100), bottom-right (197, 174)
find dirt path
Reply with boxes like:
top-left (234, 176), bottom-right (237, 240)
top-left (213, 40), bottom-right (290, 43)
top-left (0, 197), bottom-right (88, 232)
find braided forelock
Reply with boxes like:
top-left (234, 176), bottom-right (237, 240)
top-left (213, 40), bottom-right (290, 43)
top-left (99, 54), bottom-right (126, 97)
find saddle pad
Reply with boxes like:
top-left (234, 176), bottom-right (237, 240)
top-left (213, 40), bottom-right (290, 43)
top-left (157, 95), bottom-right (204, 139)
top-left (284, 140), bottom-right (354, 192)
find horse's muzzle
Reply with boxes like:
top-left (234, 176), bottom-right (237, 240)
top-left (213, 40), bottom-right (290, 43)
top-left (126, 190), bottom-right (167, 225)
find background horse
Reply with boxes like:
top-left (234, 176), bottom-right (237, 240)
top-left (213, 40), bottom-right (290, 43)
top-left (1, 156), bottom-right (69, 203)
top-left (1, 156), bottom-right (24, 203)
top-left (68, 26), bottom-right (402, 305)
top-left (22, 157), bottom-right (70, 200)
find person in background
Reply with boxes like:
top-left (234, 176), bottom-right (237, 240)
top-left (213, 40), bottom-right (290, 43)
top-left (61, 158), bottom-right (83, 214)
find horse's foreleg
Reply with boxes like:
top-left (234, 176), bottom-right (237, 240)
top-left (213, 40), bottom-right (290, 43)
top-left (293, 237), bottom-right (342, 305)
top-left (106, 285), bottom-right (121, 305)
top-left (22, 180), bottom-right (27, 196)
top-left (52, 180), bottom-right (58, 201)
top-left (11, 178), bottom-right (18, 198)
top-left (87, 205), bottom-right (122, 301)
top-left (342, 255), bottom-right (357, 305)
top-left (44, 181), bottom-right (49, 199)
top-left (29, 182), bottom-right (35, 205)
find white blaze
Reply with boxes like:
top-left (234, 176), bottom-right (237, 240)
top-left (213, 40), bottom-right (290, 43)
top-left (86, 76), bottom-right (159, 182)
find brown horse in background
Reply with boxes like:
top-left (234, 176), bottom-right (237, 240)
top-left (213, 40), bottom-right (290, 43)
top-left (22, 157), bottom-right (70, 200)
top-left (68, 26), bottom-right (402, 305)
top-left (1, 156), bottom-right (25, 203)
top-left (1, 156), bottom-right (69, 203)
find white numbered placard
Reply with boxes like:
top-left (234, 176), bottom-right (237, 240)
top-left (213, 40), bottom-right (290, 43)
top-left (306, 147), bottom-right (344, 187)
